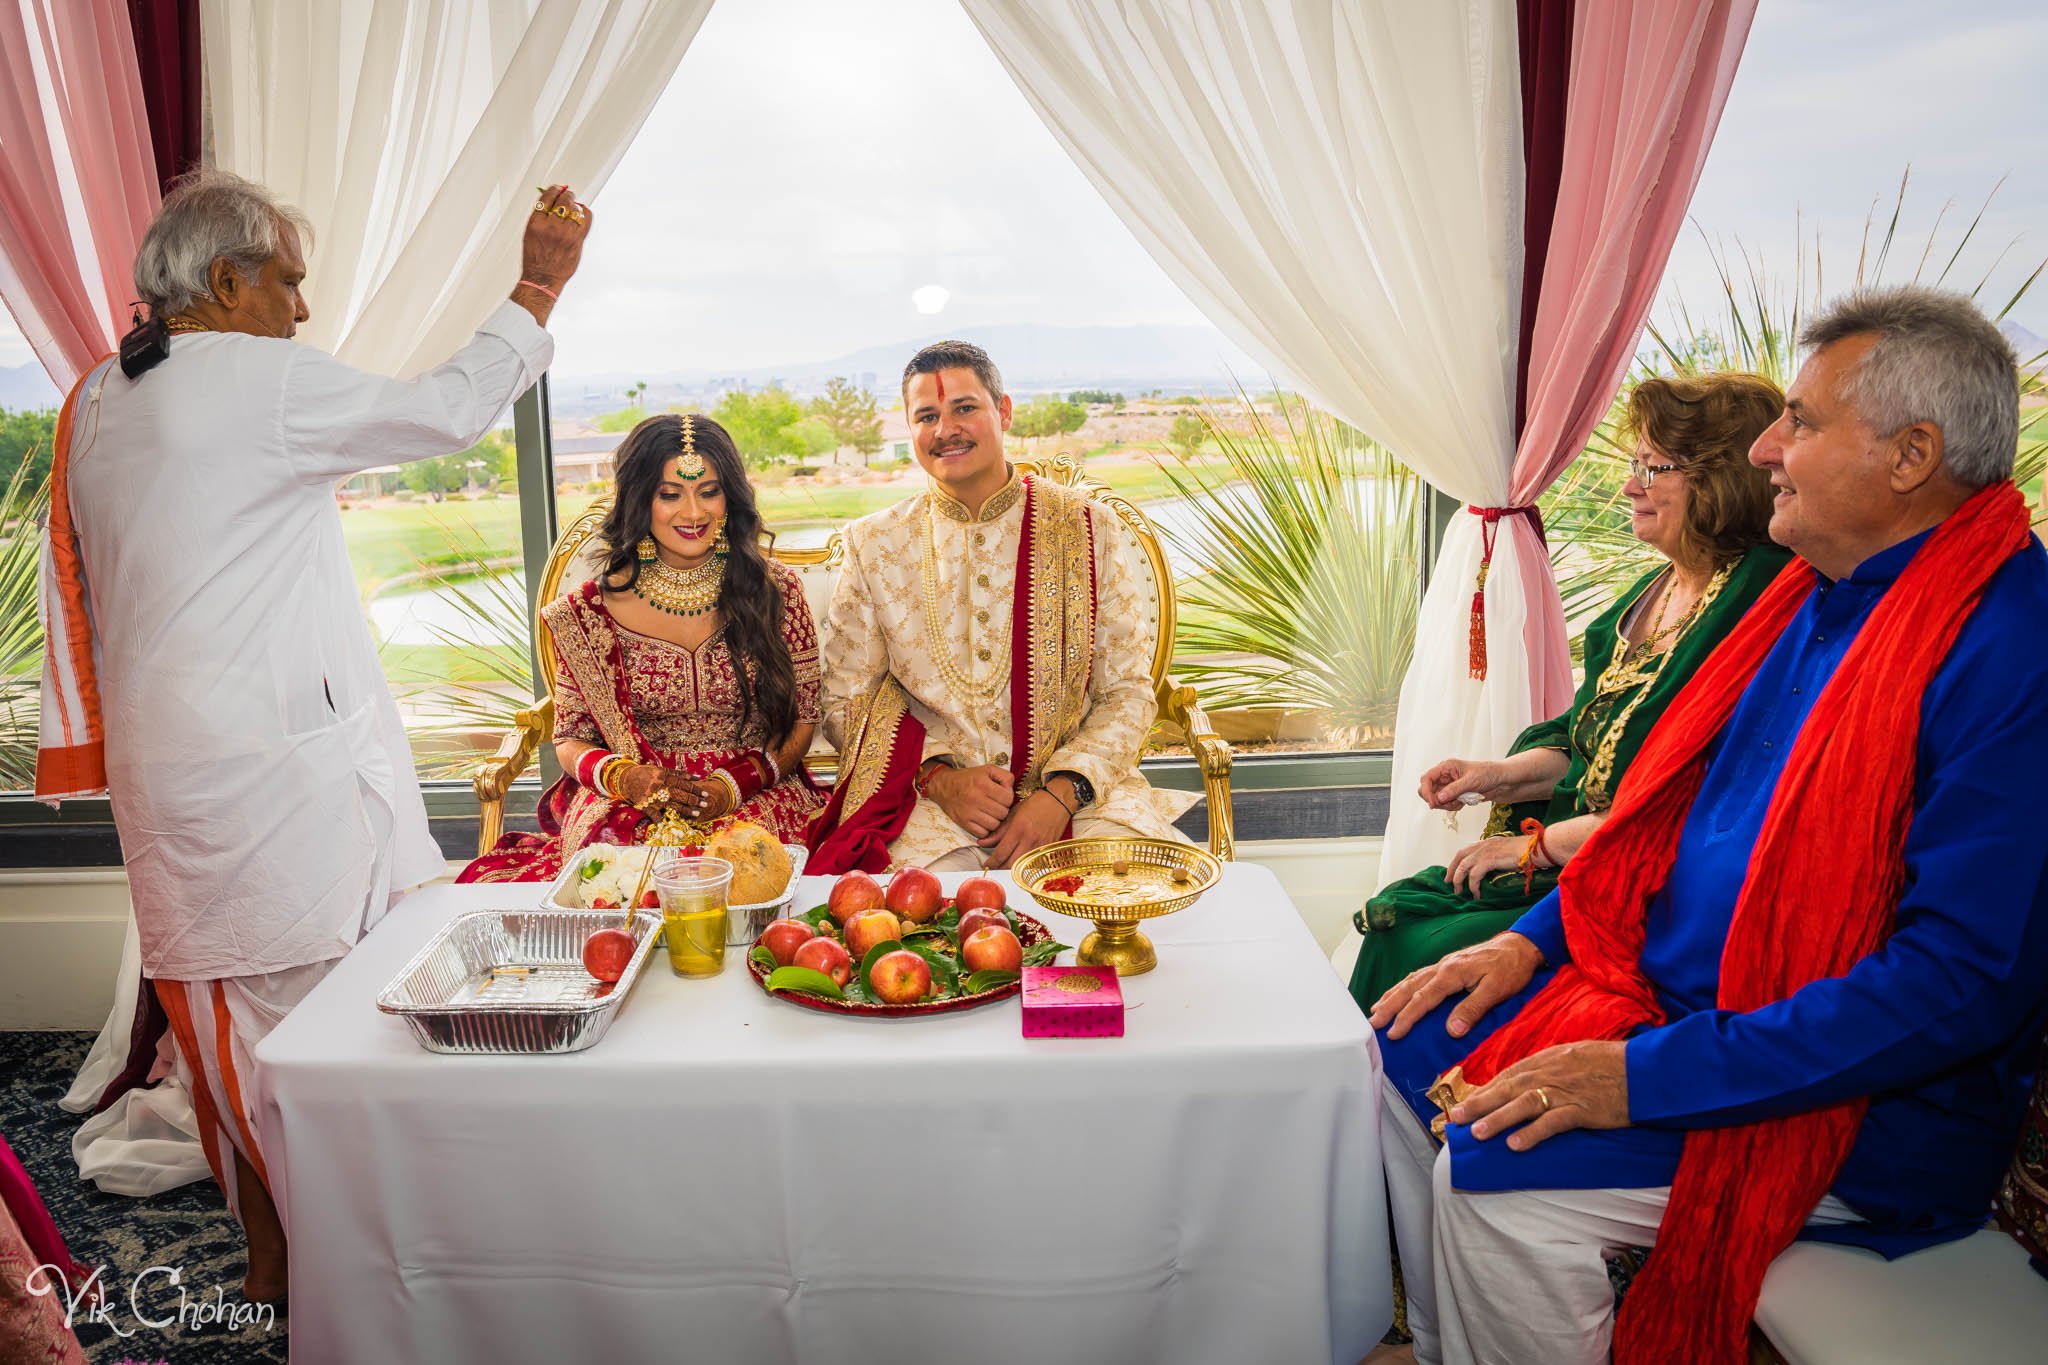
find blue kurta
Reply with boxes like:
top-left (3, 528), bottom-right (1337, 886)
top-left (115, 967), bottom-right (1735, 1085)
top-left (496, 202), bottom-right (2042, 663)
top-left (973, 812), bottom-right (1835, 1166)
top-left (1379, 528), bottom-right (2048, 1256)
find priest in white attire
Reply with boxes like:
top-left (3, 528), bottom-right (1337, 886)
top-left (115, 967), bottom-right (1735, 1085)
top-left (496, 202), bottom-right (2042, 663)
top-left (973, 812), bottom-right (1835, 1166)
top-left (35, 169), bottom-right (590, 1298)
top-left (809, 340), bottom-right (1192, 872)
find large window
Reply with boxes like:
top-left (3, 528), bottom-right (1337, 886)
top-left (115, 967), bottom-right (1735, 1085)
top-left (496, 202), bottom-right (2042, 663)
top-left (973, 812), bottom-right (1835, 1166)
top-left (8, 0), bottom-right (2045, 805)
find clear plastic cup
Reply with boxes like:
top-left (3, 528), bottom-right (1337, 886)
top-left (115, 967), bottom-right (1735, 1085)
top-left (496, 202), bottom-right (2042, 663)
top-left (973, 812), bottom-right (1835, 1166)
top-left (653, 856), bottom-right (733, 978)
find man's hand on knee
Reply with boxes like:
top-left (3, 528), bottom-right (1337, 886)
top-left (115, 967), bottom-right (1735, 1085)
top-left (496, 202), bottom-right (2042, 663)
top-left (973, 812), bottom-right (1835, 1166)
top-left (1452, 1040), bottom-right (1629, 1150)
top-left (1369, 932), bottom-right (1543, 1041)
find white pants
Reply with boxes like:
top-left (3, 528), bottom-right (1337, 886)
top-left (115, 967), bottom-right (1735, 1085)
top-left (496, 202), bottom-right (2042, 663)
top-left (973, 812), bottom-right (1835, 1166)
top-left (1382, 1080), bottom-right (1860, 1365)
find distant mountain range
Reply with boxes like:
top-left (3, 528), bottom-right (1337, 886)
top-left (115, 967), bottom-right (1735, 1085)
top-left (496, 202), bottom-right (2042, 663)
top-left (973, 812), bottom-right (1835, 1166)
top-left (0, 362), bottom-right (58, 411)
top-left (2002, 320), bottom-right (2046, 365)
top-left (7, 314), bottom-right (2041, 421)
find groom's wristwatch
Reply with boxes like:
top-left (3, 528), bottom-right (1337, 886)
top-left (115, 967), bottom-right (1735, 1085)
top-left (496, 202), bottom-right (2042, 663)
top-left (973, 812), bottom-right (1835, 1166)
top-left (1049, 770), bottom-right (1094, 811)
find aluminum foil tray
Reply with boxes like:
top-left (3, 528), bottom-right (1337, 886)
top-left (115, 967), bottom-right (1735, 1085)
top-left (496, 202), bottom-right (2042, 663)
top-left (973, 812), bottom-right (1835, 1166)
top-left (376, 909), bottom-right (661, 1054)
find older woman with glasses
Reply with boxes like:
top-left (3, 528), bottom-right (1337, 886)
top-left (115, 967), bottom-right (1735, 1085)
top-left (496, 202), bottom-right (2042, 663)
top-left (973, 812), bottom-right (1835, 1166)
top-left (1348, 371), bottom-right (1792, 1013)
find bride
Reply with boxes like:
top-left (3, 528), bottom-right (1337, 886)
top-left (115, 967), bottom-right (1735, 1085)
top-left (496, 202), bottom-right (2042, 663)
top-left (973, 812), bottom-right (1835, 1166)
top-left (461, 412), bottom-right (824, 881)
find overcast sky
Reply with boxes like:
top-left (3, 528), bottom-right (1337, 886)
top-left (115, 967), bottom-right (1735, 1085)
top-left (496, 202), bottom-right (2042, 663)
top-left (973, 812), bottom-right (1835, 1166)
top-left (2, 0), bottom-right (2043, 377)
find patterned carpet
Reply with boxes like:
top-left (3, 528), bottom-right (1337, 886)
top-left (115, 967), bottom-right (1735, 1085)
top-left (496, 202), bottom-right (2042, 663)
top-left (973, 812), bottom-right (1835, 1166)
top-left (1, 1031), bottom-right (287, 1364)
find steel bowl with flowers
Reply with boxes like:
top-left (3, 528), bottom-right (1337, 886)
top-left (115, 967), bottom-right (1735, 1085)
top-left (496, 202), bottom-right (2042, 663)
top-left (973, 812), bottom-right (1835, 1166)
top-left (746, 868), bottom-right (1066, 1017)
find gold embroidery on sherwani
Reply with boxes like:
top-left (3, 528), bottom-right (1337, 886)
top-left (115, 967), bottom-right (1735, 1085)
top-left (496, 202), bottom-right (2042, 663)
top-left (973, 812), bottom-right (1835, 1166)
top-left (931, 468), bottom-right (1023, 524)
top-left (1021, 479), bottom-right (1097, 787)
top-left (836, 676), bottom-right (911, 823)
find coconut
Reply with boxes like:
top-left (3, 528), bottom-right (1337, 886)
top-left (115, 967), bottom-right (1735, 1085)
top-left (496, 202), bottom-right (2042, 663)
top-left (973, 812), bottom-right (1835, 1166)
top-left (707, 821), bottom-right (793, 904)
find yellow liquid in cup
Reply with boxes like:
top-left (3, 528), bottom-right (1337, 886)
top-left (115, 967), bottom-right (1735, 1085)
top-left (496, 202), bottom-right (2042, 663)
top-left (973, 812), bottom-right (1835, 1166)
top-left (662, 891), bottom-right (728, 977)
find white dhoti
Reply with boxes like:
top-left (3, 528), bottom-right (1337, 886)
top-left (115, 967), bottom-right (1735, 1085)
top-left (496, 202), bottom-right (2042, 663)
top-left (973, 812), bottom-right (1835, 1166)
top-left (1382, 1082), bottom-right (1861, 1365)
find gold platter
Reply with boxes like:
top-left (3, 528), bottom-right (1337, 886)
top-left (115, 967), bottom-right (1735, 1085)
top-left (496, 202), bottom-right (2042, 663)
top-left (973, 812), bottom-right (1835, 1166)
top-left (1012, 837), bottom-right (1222, 976)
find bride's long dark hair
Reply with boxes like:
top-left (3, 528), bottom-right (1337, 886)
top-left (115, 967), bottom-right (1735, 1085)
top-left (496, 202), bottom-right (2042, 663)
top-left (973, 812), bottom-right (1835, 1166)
top-left (597, 413), bottom-right (797, 747)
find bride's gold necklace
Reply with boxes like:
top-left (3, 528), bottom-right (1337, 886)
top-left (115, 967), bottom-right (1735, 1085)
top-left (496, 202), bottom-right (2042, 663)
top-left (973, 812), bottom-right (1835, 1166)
top-left (634, 554), bottom-right (723, 617)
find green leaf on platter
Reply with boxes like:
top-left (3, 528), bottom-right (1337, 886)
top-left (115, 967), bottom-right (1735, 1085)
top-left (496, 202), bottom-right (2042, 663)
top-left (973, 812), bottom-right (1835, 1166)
top-left (579, 858), bottom-right (605, 881)
top-left (963, 968), bottom-right (1021, 995)
top-left (764, 966), bottom-right (846, 1000)
top-left (900, 922), bottom-right (951, 943)
top-left (935, 907), bottom-right (961, 931)
top-left (857, 939), bottom-right (905, 990)
top-left (907, 942), bottom-right (961, 995)
top-left (799, 904), bottom-right (834, 931)
top-left (748, 945), bottom-right (777, 972)
top-left (1021, 939), bottom-right (1066, 967)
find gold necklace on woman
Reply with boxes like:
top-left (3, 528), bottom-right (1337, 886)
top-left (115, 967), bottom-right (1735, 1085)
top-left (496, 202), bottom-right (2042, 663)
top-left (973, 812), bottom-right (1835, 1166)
top-left (635, 555), bottom-right (724, 617)
top-left (920, 500), bottom-right (1012, 702)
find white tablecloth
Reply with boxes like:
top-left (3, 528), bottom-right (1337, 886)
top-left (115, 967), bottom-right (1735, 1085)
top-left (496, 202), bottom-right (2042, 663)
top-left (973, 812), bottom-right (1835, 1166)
top-left (256, 865), bottom-right (1389, 1364)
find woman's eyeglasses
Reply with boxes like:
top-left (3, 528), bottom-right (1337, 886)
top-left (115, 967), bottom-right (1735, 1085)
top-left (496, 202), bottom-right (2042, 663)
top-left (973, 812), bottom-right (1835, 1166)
top-left (1628, 457), bottom-right (1683, 488)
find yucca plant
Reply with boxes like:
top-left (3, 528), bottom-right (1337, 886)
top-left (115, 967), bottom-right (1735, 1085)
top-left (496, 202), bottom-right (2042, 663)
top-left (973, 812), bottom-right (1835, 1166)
top-left (1545, 172), bottom-right (2048, 654)
top-left (1153, 392), bottom-right (1420, 743)
top-left (0, 457), bottom-right (48, 788)
top-left (371, 518), bottom-right (534, 780)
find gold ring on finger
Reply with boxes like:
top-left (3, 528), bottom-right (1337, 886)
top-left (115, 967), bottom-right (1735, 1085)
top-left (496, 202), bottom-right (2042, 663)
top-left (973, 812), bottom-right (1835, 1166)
top-left (1535, 1087), bottom-right (1552, 1113)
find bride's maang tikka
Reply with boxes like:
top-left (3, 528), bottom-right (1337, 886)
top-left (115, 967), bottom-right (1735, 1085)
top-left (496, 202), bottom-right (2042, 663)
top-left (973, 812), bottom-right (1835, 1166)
top-left (675, 414), bottom-right (706, 481)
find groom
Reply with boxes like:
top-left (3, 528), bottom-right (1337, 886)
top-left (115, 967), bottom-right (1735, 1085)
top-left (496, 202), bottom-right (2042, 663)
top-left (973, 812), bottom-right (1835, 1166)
top-left (808, 340), bottom-right (1190, 871)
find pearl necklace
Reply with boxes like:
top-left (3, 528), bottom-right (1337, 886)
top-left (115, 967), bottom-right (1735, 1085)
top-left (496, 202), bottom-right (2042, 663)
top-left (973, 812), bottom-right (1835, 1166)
top-left (634, 555), bottom-right (724, 617)
top-left (920, 500), bottom-right (1013, 701)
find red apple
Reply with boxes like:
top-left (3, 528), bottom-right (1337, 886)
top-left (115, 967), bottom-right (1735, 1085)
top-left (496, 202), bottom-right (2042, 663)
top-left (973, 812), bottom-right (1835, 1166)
top-left (793, 936), bottom-right (853, 987)
top-left (758, 918), bottom-right (815, 967)
top-left (955, 907), bottom-right (1010, 945)
top-left (868, 949), bottom-right (933, 1005)
top-left (580, 927), bottom-right (637, 983)
top-left (843, 908), bottom-right (903, 961)
top-left (638, 889), bottom-right (660, 909)
top-left (827, 872), bottom-right (886, 925)
top-left (961, 925), bottom-right (1023, 975)
top-left (955, 876), bottom-right (1006, 912)
top-left (886, 866), bottom-right (945, 924)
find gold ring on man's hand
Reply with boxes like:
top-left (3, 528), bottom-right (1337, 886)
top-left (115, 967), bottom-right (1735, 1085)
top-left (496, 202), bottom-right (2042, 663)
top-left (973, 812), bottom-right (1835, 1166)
top-left (1535, 1087), bottom-right (1552, 1113)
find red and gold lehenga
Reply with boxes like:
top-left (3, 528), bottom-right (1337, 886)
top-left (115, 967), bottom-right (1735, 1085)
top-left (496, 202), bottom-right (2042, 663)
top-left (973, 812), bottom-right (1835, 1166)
top-left (458, 562), bottom-right (825, 883)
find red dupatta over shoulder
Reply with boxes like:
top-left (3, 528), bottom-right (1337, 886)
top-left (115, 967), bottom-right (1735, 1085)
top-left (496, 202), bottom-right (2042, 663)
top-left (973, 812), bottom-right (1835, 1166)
top-left (1435, 482), bottom-right (2032, 1364)
top-left (807, 475), bottom-right (1097, 872)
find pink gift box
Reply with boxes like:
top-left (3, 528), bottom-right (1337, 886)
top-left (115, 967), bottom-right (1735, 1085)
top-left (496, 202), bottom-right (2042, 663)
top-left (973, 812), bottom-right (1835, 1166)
top-left (1020, 965), bottom-right (1124, 1038)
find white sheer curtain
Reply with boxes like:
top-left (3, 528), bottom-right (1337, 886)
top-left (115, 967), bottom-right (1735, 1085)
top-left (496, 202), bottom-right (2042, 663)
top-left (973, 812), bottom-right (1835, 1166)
top-left (200, 0), bottom-right (714, 376)
top-left (955, 0), bottom-right (1536, 873)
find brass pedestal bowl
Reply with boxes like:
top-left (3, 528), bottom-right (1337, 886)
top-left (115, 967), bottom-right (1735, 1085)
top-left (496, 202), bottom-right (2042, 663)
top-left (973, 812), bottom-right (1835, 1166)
top-left (1012, 837), bottom-right (1222, 976)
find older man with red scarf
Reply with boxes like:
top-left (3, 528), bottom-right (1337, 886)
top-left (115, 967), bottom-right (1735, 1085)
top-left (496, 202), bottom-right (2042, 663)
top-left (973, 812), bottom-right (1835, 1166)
top-left (1369, 286), bottom-right (2048, 1365)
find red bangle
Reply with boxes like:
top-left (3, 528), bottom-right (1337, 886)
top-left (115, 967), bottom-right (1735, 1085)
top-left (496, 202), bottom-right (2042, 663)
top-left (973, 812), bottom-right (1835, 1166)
top-left (717, 754), bottom-right (767, 803)
top-left (576, 748), bottom-right (612, 790)
top-left (518, 278), bottom-right (559, 301)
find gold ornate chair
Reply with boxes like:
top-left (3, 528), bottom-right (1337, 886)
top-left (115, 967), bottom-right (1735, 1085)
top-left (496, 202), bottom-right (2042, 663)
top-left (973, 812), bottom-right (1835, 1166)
top-left (470, 453), bottom-right (1235, 858)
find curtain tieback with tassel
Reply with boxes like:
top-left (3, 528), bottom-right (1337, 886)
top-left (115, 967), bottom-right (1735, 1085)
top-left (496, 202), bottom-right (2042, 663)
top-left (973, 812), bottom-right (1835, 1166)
top-left (1466, 504), bottom-right (1544, 681)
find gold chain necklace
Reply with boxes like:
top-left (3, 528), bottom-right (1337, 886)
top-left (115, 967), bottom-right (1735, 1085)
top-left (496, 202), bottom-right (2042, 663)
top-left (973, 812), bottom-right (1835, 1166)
top-left (920, 500), bottom-right (1012, 701)
top-left (634, 555), bottom-right (724, 617)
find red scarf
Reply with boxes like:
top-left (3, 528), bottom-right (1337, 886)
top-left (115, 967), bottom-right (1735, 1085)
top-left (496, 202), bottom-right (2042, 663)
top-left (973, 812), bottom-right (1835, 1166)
top-left (1442, 481), bottom-right (2032, 1363)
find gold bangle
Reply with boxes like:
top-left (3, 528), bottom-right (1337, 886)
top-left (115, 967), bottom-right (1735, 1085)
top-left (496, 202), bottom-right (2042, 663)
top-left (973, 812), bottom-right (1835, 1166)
top-left (707, 767), bottom-right (742, 813)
